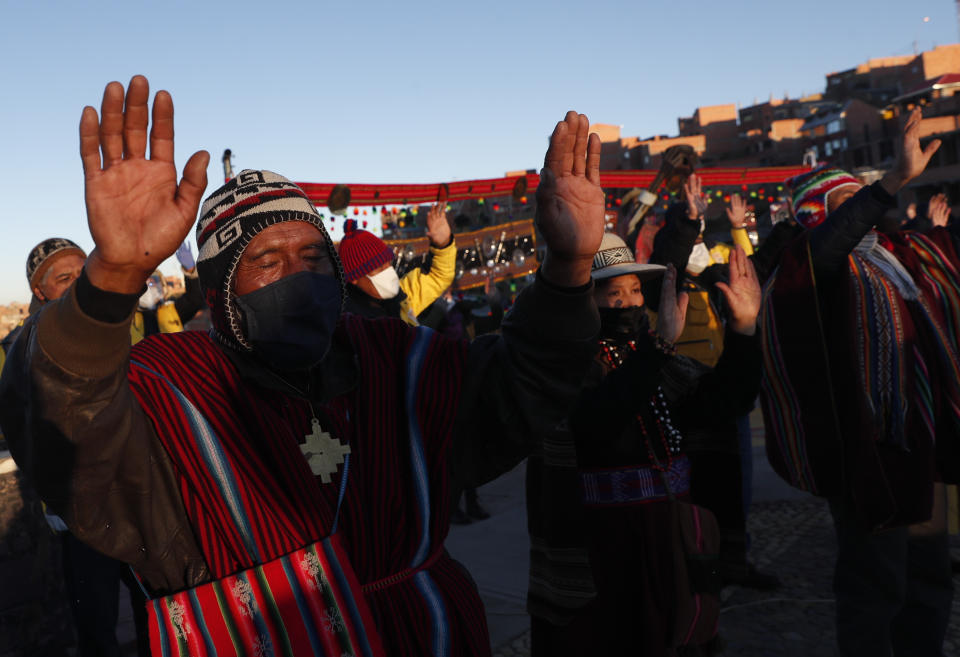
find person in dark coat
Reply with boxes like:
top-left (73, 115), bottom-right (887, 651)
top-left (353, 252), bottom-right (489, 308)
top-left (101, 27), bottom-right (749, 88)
top-left (528, 230), bottom-right (763, 656)
top-left (762, 108), bottom-right (960, 657)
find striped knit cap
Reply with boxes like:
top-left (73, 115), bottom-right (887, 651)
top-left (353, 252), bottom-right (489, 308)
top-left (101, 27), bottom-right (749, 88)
top-left (195, 170), bottom-right (344, 351)
top-left (787, 166), bottom-right (862, 229)
top-left (26, 238), bottom-right (86, 288)
top-left (337, 219), bottom-right (394, 283)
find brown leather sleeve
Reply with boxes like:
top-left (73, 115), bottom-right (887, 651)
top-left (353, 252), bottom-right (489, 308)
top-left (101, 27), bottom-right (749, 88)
top-left (0, 283), bottom-right (208, 594)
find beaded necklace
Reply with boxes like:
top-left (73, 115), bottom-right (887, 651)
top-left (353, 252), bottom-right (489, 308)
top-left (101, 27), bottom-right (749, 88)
top-left (599, 338), bottom-right (636, 369)
top-left (599, 335), bottom-right (683, 469)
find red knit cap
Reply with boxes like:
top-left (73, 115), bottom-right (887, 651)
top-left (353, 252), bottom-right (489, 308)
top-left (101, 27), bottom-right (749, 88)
top-left (337, 219), bottom-right (394, 283)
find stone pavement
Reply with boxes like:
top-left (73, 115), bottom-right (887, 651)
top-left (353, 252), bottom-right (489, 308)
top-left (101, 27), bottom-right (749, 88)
top-left (484, 496), bottom-right (960, 657)
top-left (445, 466), bottom-right (531, 650)
top-left (446, 435), bottom-right (960, 657)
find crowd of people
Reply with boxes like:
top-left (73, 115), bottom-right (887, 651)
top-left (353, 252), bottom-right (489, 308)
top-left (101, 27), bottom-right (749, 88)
top-left (0, 74), bottom-right (959, 657)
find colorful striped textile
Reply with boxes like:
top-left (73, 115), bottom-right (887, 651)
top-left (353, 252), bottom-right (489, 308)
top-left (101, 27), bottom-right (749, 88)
top-left (847, 254), bottom-right (910, 449)
top-left (760, 299), bottom-right (821, 493)
top-left (761, 228), bottom-right (960, 526)
top-left (893, 231), bottom-right (960, 442)
top-left (148, 535), bottom-right (384, 657)
top-left (759, 239), bottom-right (842, 496)
top-left (761, 241), bottom-right (929, 492)
top-left (132, 359), bottom-right (385, 657)
top-left (127, 317), bottom-right (491, 655)
top-left (579, 456), bottom-right (691, 507)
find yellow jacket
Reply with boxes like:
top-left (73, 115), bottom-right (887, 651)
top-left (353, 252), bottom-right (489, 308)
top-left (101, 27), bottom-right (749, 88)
top-left (130, 302), bottom-right (185, 345)
top-left (706, 227), bottom-right (754, 265)
top-left (673, 283), bottom-right (724, 367)
top-left (646, 281), bottom-right (725, 368)
top-left (397, 239), bottom-right (457, 326)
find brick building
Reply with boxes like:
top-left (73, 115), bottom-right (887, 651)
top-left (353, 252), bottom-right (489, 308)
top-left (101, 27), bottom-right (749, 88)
top-left (589, 43), bottom-right (960, 203)
top-left (799, 99), bottom-right (891, 171)
top-left (735, 95), bottom-right (834, 166)
top-left (593, 124), bottom-right (706, 170)
top-left (825, 45), bottom-right (960, 105)
top-left (677, 104), bottom-right (739, 162)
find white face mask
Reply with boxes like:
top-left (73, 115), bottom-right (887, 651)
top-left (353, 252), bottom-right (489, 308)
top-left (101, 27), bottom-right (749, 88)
top-left (139, 282), bottom-right (164, 310)
top-left (368, 266), bottom-right (400, 299)
top-left (686, 242), bottom-right (712, 275)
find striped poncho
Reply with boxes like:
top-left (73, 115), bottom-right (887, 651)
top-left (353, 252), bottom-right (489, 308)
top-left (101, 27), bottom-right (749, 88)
top-left (761, 228), bottom-right (960, 529)
top-left (127, 315), bottom-right (490, 656)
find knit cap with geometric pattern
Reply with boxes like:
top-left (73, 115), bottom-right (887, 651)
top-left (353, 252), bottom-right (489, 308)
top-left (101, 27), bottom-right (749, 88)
top-left (26, 237), bottom-right (86, 288)
top-left (195, 169), bottom-right (344, 351)
top-left (337, 219), bottom-right (394, 283)
top-left (786, 166), bottom-right (862, 229)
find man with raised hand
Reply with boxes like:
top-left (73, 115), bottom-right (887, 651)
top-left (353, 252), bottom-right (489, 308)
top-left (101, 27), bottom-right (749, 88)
top-left (340, 202), bottom-right (457, 326)
top-left (763, 108), bottom-right (960, 657)
top-left (0, 75), bottom-right (602, 657)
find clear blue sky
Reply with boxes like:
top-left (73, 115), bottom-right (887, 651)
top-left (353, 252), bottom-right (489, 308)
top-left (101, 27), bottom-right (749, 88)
top-left (0, 0), bottom-right (955, 302)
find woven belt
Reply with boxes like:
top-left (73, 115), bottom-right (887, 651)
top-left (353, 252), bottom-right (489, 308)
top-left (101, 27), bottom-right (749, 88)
top-left (580, 455), bottom-right (690, 506)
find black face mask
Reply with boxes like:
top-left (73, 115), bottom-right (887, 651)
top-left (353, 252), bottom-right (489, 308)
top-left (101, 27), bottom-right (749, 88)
top-left (235, 271), bottom-right (342, 372)
top-left (598, 305), bottom-right (650, 339)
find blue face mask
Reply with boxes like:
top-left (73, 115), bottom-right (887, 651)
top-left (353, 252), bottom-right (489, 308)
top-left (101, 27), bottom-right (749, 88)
top-left (235, 271), bottom-right (342, 372)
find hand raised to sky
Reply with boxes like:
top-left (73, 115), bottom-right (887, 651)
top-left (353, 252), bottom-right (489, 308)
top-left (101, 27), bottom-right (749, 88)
top-left (684, 174), bottom-right (708, 221)
top-left (426, 203), bottom-right (452, 248)
top-left (726, 193), bottom-right (747, 228)
top-left (655, 264), bottom-right (689, 344)
top-left (881, 106), bottom-right (940, 197)
top-left (715, 246), bottom-right (761, 336)
top-left (536, 111), bottom-right (605, 287)
top-left (81, 75), bottom-right (209, 294)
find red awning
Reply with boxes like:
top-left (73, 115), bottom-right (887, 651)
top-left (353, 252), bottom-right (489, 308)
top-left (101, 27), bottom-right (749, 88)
top-left (296, 166), bottom-right (808, 207)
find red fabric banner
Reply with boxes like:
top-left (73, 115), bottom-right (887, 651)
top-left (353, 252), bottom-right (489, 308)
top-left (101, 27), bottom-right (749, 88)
top-left (295, 166), bottom-right (809, 207)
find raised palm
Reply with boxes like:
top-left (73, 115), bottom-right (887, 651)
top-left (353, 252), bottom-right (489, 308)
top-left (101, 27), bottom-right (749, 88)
top-left (425, 203), bottom-right (452, 247)
top-left (684, 174), bottom-right (708, 220)
top-left (656, 264), bottom-right (689, 344)
top-left (726, 193), bottom-right (747, 228)
top-left (715, 246), bottom-right (761, 335)
top-left (536, 112), bottom-right (605, 270)
top-left (81, 76), bottom-right (208, 293)
top-left (896, 107), bottom-right (941, 183)
top-left (927, 193), bottom-right (950, 228)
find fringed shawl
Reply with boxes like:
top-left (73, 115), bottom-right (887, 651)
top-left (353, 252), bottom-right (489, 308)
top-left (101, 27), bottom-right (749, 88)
top-left (890, 231), bottom-right (960, 446)
top-left (761, 228), bottom-right (960, 528)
